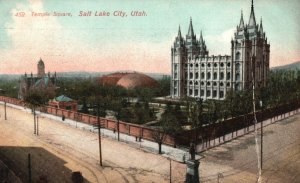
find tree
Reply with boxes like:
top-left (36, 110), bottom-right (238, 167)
top-left (111, 98), bottom-right (123, 141)
top-left (206, 99), bottom-right (222, 145)
top-left (133, 102), bottom-right (143, 124)
top-left (23, 89), bottom-right (46, 135)
top-left (81, 97), bottom-right (89, 114)
top-left (0, 79), bottom-right (18, 98)
top-left (153, 104), bottom-right (182, 154)
top-left (132, 101), bottom-right (152, 124)
top-left (174, 103), bottom-right (184, 125)
top-left (156, 75), bottom-right (171, 96)
top-left (183, 97), bottom-right (204, 144)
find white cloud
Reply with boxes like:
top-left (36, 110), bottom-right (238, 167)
top-left (205, 27), bottom-right (235, 56)
top-left (0, 0), bottom-right (81, 74)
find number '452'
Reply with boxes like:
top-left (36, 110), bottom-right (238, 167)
top-left (15, 12), bottom-right (25, 17)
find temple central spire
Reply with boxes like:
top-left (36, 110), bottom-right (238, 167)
top-left (248, 0), bottom-right (256, 27)
top-left (187, 17), bottom-right (194, 37)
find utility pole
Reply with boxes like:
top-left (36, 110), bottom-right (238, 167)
top-left (97, 104), bottom-right (103, 166)
top-left (169, 158), bottom-right (172, 183)
top-left (36, 115), bottom-right (39, 135)
top-left (28, 153), bottom-right (32, 183)
top-left (33, 108), bottom-right (36, 135)
top-left (117, 118), bottom-right (120, 141)
top-left (251, 55), bottom-right (262, 182)
top-left (4, 101), bottom-right (7, 120)
top-left (260, 100), bottom-right (263, 170)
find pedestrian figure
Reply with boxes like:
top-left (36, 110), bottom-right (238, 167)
top-left (189, 142), bottom-right (196, 160)
top-left (62, 115), bottom-right (65, 121)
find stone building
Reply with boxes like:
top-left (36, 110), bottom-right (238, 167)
top-left (171, 0), bottom-right (270, 100)
top-left (18, 58), bottom-right (57, 99)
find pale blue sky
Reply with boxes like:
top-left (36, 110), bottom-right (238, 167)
top-left (0, 0), bottom-right (299, 74)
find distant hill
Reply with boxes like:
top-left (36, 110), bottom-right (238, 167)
top-left (0, 74), bottom-right (21, 80)
top-left (55, 71), bottom-right (105, 78)
top-left (56, 71), bottom-right (169, 80)
top-left (271, 61), bottom-right (300, 71)
top-left (0, 71), bottom-right (169, 80)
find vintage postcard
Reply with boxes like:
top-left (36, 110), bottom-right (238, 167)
top-left (0, 0), bottom-right (299, 182)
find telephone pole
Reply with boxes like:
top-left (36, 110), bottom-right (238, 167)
top-left (260, 101), bottom-right (263, 170)
top-left (97, 104), bottom-right (103, 166)
top-left (169, 158), bottom-right (172, 183)
top-left (251, 55), bottom-right (262, 182)
top-left (36, 115), bottom-right (39, 135)
top-left (28, 153), bottom-right (32, 183)
top-left (4, 101), bottom-right (7, 120)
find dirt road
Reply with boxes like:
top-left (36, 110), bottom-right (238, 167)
top-left (0, 105), bottom-right (184, 182)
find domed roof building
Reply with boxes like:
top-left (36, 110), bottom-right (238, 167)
top-left (98, 72), bottom-right (159, 89)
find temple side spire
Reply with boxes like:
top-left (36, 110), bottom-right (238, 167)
top-left (199, 30), bottom-right (204, 43)
top-left (239, 10), bottom-right (244, 28)
top-left (259, 17), bottom-right (263, 33)
top-left (178, 25), bottom-right (182, 38)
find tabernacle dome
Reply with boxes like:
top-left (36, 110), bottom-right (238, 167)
top-left (98, 72), bottom-right (159, 89)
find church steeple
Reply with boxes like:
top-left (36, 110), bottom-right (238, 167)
top-left (248, 0), bottom-right (256, 27)
top-left (175, 25), bottom-right (184, 47)
top-left (187, 17), bottom-right (194, 37)
top-left (239, 10), bottom-right (244, 29)
top-left (199, 30), bottom-right (204, 43)
top-left (178, 25), bottom-right (182, 38)
top-left (259, 17), bottom-right (263, 33)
